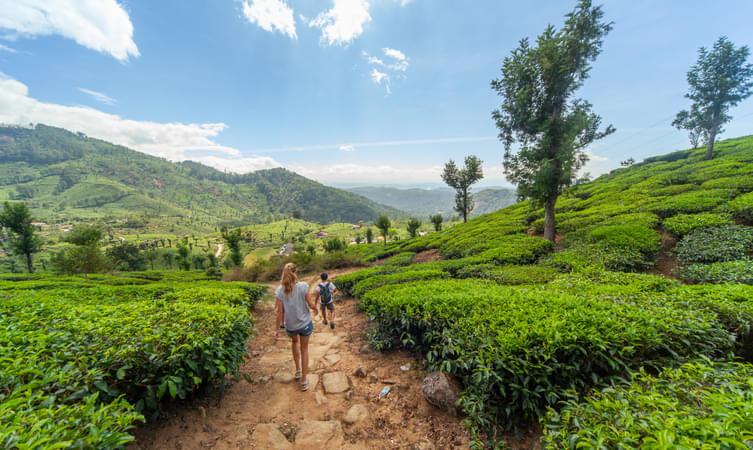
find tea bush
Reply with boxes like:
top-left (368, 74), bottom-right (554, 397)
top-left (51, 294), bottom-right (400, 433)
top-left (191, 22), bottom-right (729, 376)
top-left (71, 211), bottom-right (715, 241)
top-left (729, 191), bottom-right (753, 221)
top-left (676, 259), bottom-right (753, 285)
top-left (477, 235), bottom-right (553, 265)
top-left (383, 251), bottom-right (416, 267)
top-left (674, 225), bottom-right (753, 264)
top-left (542, 361), bottom-right (753, 449)
top-left (455, 264), bottom-right (558, 285)
top-left (662, 213), bottom-right (734, 236)
top-left (352, 268), bottom-right (448, 298)
top-left (646, 189), bottom-right (733, 218)
top-left (360, 278), bottom-right (736, 442)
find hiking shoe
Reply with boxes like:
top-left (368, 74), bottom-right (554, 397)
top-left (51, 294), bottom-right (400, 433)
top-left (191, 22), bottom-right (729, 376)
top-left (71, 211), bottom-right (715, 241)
top-left (323, 319), bottom-right (328, 325)
top-left (301, 378), bottom-right (309, 391)
top-left (294, 370), bottom-right (302, 380)
top-left (330, 322), bottom-right (335, 329)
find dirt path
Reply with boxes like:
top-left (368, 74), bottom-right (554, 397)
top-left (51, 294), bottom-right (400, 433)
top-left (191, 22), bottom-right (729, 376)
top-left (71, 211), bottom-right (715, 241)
top-left (215, 243), bottom-right (224, 259)
top-left (131, 268), bottom-right (470, 449)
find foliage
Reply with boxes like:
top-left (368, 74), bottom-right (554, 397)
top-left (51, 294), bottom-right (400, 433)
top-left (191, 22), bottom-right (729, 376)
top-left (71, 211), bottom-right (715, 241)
top-left (0, 201), bottom-right (42, 273)
top-left (542, 361), bottom-right (753, 448)
top-left (0, 275), bottom-right (262, 446)
top-left (441, 155), bottom-right (484, 223)
top-left (106, 242), bottom-right (147, 271)
top-left (221, 227), bottom-right (244, 267)
top-left (662, 212), bottom-right (734, 236)
top-left (491, 0), bottom-right (615, 241)
top-left (455, 263), bottom-right (559, 285)
top-left (360, 277), bottom-right (740, 443)
top-left (676, 259), bottom-right (753, 285)
top-left (728, 191), bottom-right (753, 221)
top-left (646, 188), bottom-right (733, 217)
top-left (674, 225), bottom-right (753, 264)
top-left (63, 224), bottom-right (103, 246)
top-left (673, 37), bottom-right (753, 159)
top-left (352, 269), bottom-right (448, 298)
top-left (323, 237), bottom-right (346, 253)
top-left (383, 251), bottom-right (416, 268)
top-left (365, 227), bottom-right (374, 244)
top-left (406, 218), bottom-right (422, 238)
top-left (376, 215), bottom-right (391, 246)
top-left (430, 214), bottom-right (443, 231)
top-left (477, 235), bottom-right (553, 265)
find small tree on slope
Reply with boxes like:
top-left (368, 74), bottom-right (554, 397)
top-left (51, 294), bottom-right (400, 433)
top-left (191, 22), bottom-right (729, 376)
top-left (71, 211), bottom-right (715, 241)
top-left (491, 0), bottom-right (614, 243)
top-left (0, 202), bottom-right (42, 273)
top-left (441, 155), bottom-right (484, 223)
top-left (673, 37), bottom-right (753, 160)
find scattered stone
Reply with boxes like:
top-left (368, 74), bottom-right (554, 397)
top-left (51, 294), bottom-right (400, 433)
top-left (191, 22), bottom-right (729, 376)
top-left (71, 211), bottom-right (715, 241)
top-left (368, 373), bottom-right (379, 384)
top-left (314, 391), bottom-right (328, 405)
top-left (353, 367), bottom-right (367, 378)
top-left (400, 364), bottom-right (411, 371)
top-left (274, 371), bottom-right (296, 383)
top-left (307, 373), bottom-right (320, 391)
top-left (345, 390), bottom-right (353, 401)
top-left (259, 375), bottom-right (271, 384)
top-left (421, 372), bottom-right (462, 416)
top-left (343, 404), bottom-right (370, 424)
top-left (235, 424), bottom-right (250, 442)
top-left (359, 344), bottom-right (378, 355)
top-left (198, 406), bottom-right (206, 418)
top-left (382, 379), bottom-right (398, 385)
top-left (324, 353), bottom-right (342, 366)
top-left (322, 372), bottom-right (350, 394)
top-left (411, 439), bottom-right (436, 450)
top-left (250, 424), bottom-right (291, 449)
top-left (295, 420), bottom-right (343, 447)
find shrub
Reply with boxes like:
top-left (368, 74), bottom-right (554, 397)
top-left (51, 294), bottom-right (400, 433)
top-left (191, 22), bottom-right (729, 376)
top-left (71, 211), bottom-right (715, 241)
top-left (352, 269), bottom-right (448, 298)
top-left (542, 361), bottom-right (753, 449)
top-left (676, 259), bottom-right (753, 285)
top-left (456, 264), bottom-right (558, 285)
top-left (477, 236), bottom-right (553, 265)
top-left (662, 213), bottom-right (734, 236)
top-left (701, 175), bottom-right (753, 193)
top-left (646, 189), bottom-right (733, 218)
top-left (728, 191), bottom-right (753, 221)
top-left (383, 251), bottom-right (416, 267)
top-left (334, 266), bottom-right (399, 297)
top-left (674, 225), bottom-right (753, 264)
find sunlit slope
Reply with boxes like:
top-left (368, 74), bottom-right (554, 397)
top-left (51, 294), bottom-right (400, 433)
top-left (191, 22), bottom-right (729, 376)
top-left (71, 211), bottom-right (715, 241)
top-left (0, 124), bottom-right (404, 229)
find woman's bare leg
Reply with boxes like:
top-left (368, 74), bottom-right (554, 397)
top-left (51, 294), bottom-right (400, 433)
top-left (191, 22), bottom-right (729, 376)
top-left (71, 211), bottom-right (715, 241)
top-left (291, 335), bottom-right (301, 371)
top-left (300, 335), bottom-right (310, 381)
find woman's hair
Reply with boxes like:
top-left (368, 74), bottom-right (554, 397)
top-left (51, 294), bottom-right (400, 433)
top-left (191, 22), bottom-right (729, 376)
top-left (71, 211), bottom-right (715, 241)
top-left (281, 262), bottom-right (298, 295)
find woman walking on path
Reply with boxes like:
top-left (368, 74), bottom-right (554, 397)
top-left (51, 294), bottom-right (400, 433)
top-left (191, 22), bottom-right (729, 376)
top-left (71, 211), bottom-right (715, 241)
top-left (274, 263), bottom-right (318, 391)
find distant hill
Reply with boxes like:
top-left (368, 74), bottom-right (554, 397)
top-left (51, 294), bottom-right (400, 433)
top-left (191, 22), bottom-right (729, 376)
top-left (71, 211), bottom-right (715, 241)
top-left (347, 186), bottom-right (517, 218)
top-left (0, 124), bottom-right (404, 231)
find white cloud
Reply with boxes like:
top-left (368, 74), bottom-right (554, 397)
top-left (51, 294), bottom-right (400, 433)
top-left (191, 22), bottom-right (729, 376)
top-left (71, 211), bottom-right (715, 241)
top-left (398, 0), bottom-right (413, 6)
top-left (382, 47), bottom-right (405, 61)
top-left (0, 0), bottom-right (139, 61)
top-left (292, 163), bottom-right (442, 184)
top-left (0, 74), bottom-right (281, 173)
top-left (338, 144), bottom-right (355, 152)
top-left (370, 68), bottom-right (390, 94)
top-left (242, 0), bottom-right (297, 39)
top-left (308, 0), bottom-right (371, 46)
top-left (78, 87), bottom-right (116, 105)
top-left (0, 43), bottom-right (18, 53)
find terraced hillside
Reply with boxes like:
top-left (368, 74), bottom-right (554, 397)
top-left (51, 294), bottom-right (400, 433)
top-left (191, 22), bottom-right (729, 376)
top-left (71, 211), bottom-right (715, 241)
top-left (340, 135), bottom-right (753, 447)
top-left (0, 124), bottom-right (404, 231)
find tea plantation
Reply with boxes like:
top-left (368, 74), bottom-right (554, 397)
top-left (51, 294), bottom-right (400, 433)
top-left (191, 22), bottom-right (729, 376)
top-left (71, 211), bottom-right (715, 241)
top-left (341, 136), bottom-right (753, 448)
top-left (0, 271), bottom-right (264, 448)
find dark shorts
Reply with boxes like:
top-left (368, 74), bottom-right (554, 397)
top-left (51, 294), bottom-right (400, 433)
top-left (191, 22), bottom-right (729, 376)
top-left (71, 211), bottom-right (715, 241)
top-left (320, 301), bottom-right (335, 311)
top-left (286, 321), bottom-right (314, 338)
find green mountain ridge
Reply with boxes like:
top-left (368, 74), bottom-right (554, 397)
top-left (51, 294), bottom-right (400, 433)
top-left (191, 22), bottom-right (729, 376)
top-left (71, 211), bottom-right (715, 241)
top-left (0, 124), bottom-right (405, 231)
top-left (347, 185), bottom-right (517, 218)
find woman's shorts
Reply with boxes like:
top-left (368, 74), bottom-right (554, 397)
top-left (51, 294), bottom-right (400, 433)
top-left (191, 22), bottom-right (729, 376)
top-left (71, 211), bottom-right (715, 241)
top-left (286, 321), bottom-right (314, 338)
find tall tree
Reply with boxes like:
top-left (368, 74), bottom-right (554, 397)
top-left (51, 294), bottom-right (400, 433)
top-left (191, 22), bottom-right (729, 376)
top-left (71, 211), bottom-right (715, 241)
top-left (0, 202), bottom-right (42, 273)
top-left (441, 155), bottom-right (484, 223)
top-left (376, 215), bottom-right (391, 247)
top-left (406, 218), bottom-right (422, 238)
top-left (673, 37), bottom-right (753, 160)
top-left (365, 227), bottom-right (374, 244)
top-left (51, 225), bottom-right (107, 275)
top-left (221, 227), bottom-right (244, 267)
top-left (429, 214), bottom-right (443, 232)
top-left (491, 0), bottom-right (614, 243)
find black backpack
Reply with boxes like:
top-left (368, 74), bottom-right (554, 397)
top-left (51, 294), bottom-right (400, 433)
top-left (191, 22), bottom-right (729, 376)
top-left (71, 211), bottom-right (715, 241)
top-left (319, 282), bottom-right (332, 303)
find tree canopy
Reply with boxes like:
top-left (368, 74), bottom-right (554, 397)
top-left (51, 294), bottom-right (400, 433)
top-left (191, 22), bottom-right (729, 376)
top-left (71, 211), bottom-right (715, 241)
top-left (441, 155), bottom-right (484, 223)
top-left (376, 215), bottom-right (391, 247)
top-left (406, 218), bottom-right (422, 238)
top-left (491, 0), bottom-right (614, 242)
top-left (0, 202), bottom-right (42, 273)
top-left (673, 37), bottom-right (753, 160)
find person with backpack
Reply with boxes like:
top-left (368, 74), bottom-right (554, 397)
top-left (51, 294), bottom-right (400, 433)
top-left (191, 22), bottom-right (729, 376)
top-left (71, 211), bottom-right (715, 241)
top-left (315, 272), bottom-right (338, 329)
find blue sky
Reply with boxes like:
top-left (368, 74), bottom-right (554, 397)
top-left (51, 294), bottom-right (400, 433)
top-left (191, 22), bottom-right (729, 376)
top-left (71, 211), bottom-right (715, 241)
top-left (1, 0), bottom-right (752, 187)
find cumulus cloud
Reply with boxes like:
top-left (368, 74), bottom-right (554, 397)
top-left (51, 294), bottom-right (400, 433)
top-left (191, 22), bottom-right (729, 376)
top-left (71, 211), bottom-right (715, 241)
top-left (0, 0), bottom-right (139, 61)
top-left (308, 0), bottom-right (371, 46)
top-left (382, 47), bottom-right (405, 61)
top-left (364, 47), bottom-right (409, 72)
top-left (78, 87), bottom-right (116, 105)
top-left (0, 74), bottom-right (281, 173)
top-left (370, 68), bottom-right (390, 94)
top-left (242, 0), bottom-right (297, 39)
top-left (338, 144), bottom-right (355, 152)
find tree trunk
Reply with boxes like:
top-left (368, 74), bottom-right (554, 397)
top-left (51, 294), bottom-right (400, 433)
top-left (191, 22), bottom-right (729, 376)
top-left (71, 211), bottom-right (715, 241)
top-left (463, 189), bottom-right (468, 223)
top-left (544, 196), bottom-right (557, 243)
top-left (706, 109), bottom-right (720, 160)
top-left (26, 252), bottom-right (34, 273)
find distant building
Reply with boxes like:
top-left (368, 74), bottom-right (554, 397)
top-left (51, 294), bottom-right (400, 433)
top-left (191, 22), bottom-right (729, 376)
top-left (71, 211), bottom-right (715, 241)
top-left (316, 231), bottom-right (329, 237)
top-left (351, 225), bottom-right (361, 230)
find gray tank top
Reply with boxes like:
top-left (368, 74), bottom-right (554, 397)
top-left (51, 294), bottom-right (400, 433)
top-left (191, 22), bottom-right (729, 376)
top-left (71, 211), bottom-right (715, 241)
top-left (275, 281), bottom-right (312, 331)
